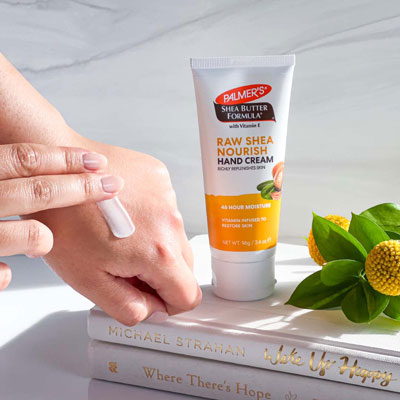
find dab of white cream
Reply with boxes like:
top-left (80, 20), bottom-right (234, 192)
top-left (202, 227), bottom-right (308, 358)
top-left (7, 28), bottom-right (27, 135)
top-left (97, 197), bottom-right (135, 238)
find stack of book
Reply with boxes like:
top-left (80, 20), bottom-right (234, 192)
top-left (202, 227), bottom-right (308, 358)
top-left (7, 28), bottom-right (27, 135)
top-left (88, 235), bottom-right (400, 399)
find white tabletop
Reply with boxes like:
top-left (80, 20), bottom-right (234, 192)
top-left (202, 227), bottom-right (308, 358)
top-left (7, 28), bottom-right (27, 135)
top-left (0, 236), bottom-right (308, 400)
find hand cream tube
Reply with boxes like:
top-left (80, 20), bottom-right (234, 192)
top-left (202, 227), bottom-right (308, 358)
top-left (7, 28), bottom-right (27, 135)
top-left (191, 55), bottom-right (295, 301)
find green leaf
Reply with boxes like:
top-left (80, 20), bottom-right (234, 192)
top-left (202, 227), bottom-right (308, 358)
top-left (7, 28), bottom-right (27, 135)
top-left (341, 278), bottom-right (389, 323)
top-left (256, 180), bottom-right (274, 191)
top-left (348, 213), bottom-right (390, 253)
top-left (360, 203), bottom-right (400, 236)
top-left (261, 192), bottom-right (273, 200)
top-left (286, 271), bottom-right (357, 310)
top-left (312, 213), bottom-right (367, 262)
top-left (384, 296), bottom-right (400, 320)
top-left (260, 182), bottom-right (275, 199)
top-left (321, 259), bottom-right (363, 286)
top-left (386, 231), bottom-right (400, 240)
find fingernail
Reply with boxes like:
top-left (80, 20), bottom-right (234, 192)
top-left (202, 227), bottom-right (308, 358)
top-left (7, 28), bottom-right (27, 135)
top-left (197, 286), bottom-right (203, 301)
top-left (26, 254), bottom-right (39, 259)
top-left (82, 152), bottom-right (107, 171)
top-left (97, 197), bottom-right (135, 238)
top-left (146, 311), bottom-right (169, 323)
top-left (101, 175), bottom-right (124, 193)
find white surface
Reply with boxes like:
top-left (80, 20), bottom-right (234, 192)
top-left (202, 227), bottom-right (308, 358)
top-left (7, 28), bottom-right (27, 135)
top-left (0, 237), bottom-right (310, 399)
top-left (191, 236), bottom-right (400, 353)
top-left (1, 1), bottom-right (399, 242)
top-left (91, 236), bottom-right (400, 360)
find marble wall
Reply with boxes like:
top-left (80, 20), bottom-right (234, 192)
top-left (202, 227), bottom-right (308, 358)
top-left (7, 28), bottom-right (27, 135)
top-left (1, 0), bottom-right (399, 242)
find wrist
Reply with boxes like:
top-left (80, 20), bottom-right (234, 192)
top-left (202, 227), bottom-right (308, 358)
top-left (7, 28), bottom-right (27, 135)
top-left (0, 53), bottom-right (86, 148)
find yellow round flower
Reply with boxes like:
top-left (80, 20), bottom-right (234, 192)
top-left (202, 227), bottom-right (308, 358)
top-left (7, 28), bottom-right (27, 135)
top-left (365, 240), bottom-right (400, 296)
top-left (308, 215), bottom-right (350, 266)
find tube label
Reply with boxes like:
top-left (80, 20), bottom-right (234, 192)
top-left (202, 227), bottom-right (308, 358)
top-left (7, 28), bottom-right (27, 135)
top-left (192, 56), bottom-right (295, 253)
top-left (205, 194), bottom-right (281, 251)
top-left (214, 84), bottom-right (276, 123)
top-left (214, 102), bottom-right (275, 123)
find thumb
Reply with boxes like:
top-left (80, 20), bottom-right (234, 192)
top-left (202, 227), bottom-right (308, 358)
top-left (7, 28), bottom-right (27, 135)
top-left (88, 273), bottom-right (168, 326)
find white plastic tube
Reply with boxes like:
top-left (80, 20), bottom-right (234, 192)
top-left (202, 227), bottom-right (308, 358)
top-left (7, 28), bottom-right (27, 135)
top-left (191, 55), bottom-right (295, 301)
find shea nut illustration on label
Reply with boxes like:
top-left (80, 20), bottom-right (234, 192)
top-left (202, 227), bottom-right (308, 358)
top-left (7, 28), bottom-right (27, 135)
top-left (257, 161), bottom-right (284, 200)
top-left (214, 84), bottom-right (276, 122)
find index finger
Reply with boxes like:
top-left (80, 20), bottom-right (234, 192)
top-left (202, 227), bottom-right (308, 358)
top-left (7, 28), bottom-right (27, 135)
top-left (0, 143), bottom-right (107, 180)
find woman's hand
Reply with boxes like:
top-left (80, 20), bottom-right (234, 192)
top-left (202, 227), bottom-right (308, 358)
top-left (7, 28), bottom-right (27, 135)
top-left (0, 143), bottom-right (123, 289)
top-left (28, 136), bottom-right (202, 326)
top-left (0, 53), bottom-right (201, 325)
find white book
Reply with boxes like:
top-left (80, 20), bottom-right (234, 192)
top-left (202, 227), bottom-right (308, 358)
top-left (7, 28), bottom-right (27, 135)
top-left (88, 235), bottom-right (400, 393)
top-left (88, 340), bottom-right (400, 400)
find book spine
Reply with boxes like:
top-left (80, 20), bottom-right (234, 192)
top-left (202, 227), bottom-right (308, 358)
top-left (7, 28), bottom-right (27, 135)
top-left (88, 340), bottom-right (399, 400)
top-left (88, 309), bottom-right (400, 392)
